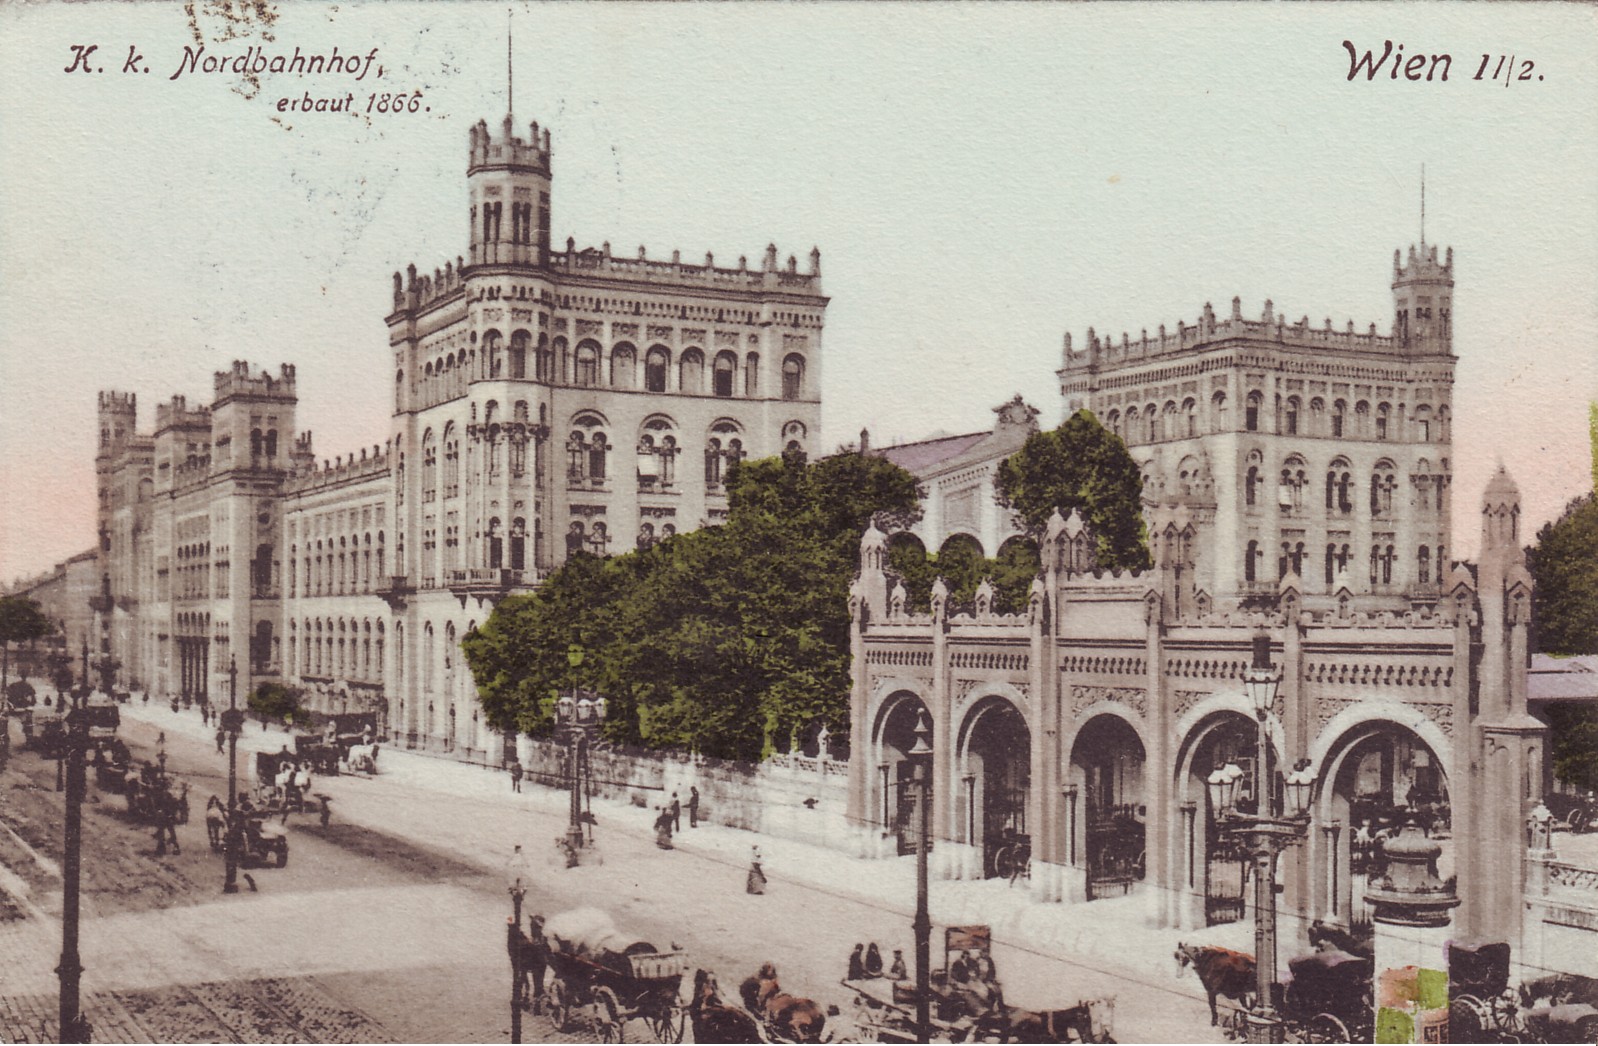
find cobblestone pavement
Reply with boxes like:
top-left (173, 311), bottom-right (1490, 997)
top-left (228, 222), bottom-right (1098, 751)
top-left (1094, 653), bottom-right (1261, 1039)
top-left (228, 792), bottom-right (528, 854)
top-left (2, 703), bottom-right (1227, 1042)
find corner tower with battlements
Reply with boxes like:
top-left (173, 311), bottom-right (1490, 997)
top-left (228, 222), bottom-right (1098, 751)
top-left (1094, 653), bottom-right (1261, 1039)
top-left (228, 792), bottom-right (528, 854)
top-left (1058, 245), bottom-right (1456, 615)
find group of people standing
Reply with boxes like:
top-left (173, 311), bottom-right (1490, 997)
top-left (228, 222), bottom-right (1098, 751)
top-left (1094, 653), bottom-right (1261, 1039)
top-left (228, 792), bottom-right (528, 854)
top-left (652, 788), bottom-right (701, 849)
top-left (506, 913), bottom-right (550, 1013)
top-left (847, 942), bottom-right (909, 982)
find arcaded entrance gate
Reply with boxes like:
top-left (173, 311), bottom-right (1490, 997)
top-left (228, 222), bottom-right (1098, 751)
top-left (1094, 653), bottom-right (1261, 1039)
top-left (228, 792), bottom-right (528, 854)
top-left (959, 697), bottom-right (1031, 879)
top-left (1070, 715), bottom-right (1147, 900)
top-left (1180, 711), bottom-right (1272, 927)
top-left (1318, 721), bottom-right (1452, 934)
top-left (875, 692), bottom-right (934, 856)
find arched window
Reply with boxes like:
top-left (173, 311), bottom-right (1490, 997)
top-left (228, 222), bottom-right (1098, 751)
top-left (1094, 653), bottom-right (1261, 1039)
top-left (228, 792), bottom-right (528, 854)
top-left (637, 416), bottom-right (679, 488)
top-left (1125, 406), bottom-right (1140, 443)
top-left (487, 517), bottom-right (503, 568)
top-left (1245, 466), bottom-right (1259, 507)
top-left (782, 420), bottom-right (807, 458)
top-left (1211, 391), bottom-right (1228, 433)
top-left (1183, 398), bottom-right (1197, 438)
top-left (1332, 399), bottom-right (1347, 438)
top-left (264, 430), bottom-right (277, 457)
top-left (1370, 461), bottom-right (1396, 516)
top-left (510, 330), bottom-right (529, 379)
top-left (567, 414), bottom-right (608, 484)
top-left (705, 420), bottom-right (743, 488)
top-left (782, 354), bottom-right (804, 400)
top-left (611, 343), bottom-right (636, 387)
top-left (713, 351), bottom-right (737, 398)
top-left (645, 346), bottom-right (670, 393)
top-left (1418, 544), bottom-right (1431, 584)
top-left (1309, 397), bottom-right (1325, 435)
top-left (421, 430), bottom-right (438, 502)
top-left (1414, 405), bottom-right (1433, 442)
top-left (553, 337), bottom-right (569, 383)
top-left (588, 521), bottom-right (609, 556)
top-left (565, 521), bottom-right (586, 556)
top-left (1324, 544), bottom-right (1336, 585)
top-left (250, 429), bottom-right (263, 457)
top-left (510, 517), bottom-right (526, 571)
top-left (1245, 391), bottom-right (1262, 432)
top-left (744, 352), bottom-right (760, 396)
top-left (396, 451), bottom-right (406, 507)
top-left (1147, 402), bottom-right (1159, 442)
top-left (679, 348), bottom-right (704, 393)
top-left (443, 425), bottom-right (460, 498)
top-left (536, 334), bottom-right (552, 381)
top-left (1285, 397), bottom-right (1300, 436)
top-left (484, 330), bottom-right (503, 378)
top-left (637, 522), bottom-right (656, 549)
top-left (1106, 410), bottom-right (1121, 440)
top-left (575, 341), bottom-right (600, 387)
top-left (1244, 539), bottom-right (1259, 582)
top-left (1376, 402), bottom-right (1390, 441)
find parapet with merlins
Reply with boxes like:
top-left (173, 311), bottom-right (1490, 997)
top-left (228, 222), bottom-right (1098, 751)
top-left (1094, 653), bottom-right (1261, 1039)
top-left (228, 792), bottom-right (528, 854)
top-left (468, 116), bottom-right (551, 176)
top-left (1395, 242), bottom-right (1454, 283)
top-left (213, 360), bottom-right (297, 404)
top-left (284, 440), bottom-right (392, 494)
top-left (98, 391), bottom-right (137, 417)
top-left (154, 394), bottom-right (212, 435)
top-left (1059, 295), bottom-right (1400, 376)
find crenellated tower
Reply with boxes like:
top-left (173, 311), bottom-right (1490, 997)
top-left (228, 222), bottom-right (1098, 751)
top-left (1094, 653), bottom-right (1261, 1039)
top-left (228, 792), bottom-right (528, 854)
top-left (467, 114), bottom-right (552, 268)
top-left (209, 360), bottom-right (298, 471)
top-left (1392, 242), bottom-right (1454, 356)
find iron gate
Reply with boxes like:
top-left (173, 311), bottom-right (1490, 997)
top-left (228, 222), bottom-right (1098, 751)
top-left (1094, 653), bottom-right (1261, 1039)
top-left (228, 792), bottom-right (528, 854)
top-left (1206, 831), bottom-right (1248, 925)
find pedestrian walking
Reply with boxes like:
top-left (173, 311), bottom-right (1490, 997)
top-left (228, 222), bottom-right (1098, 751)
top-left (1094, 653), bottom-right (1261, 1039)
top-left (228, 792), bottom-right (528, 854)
top-left (153, 790), bottom-right (180, 856)
top-left (654, 807), bottom-right (675, 850)
top-left (523, 914), bottom-right (549, 1013)
top-left (688, 785), bottom-right (700, 828)
top-left (506, 916), bottom-right (529, 1006)
top-left (746, 845), bottom-right (766, 895)
top-left (215, 727), bottom-right (225, 754)
top-left (670, 791), bottom-right (682, 832)
top-left (509, 761), bottom-right (523, 793)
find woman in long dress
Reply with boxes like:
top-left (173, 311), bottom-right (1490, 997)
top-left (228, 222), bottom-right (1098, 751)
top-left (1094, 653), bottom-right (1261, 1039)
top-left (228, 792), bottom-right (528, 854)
top-left (746, 846), bottom-right (766, 894)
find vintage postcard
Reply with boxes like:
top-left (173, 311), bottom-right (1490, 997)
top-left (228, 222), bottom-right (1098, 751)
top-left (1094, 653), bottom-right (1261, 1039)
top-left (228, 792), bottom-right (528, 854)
top-left (2, 3), bottom-right (1596, 1044)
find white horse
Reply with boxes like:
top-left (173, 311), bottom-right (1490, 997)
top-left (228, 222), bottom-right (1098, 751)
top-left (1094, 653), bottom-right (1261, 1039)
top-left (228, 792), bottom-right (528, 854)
top-left (344, 743), bottom-right (379, 774)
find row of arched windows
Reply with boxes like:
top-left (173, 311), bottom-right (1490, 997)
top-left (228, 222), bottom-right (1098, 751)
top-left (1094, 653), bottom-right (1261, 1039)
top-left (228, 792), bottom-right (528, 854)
top-left (1107, 393), bottom-right (1450, 444)
top-left (1241, 540), bottom-right (1445, 588)
top-left (291, 617), bottom-right (385, 683)
top-left (290, 532), bottom-right (386, 598)
top-left (404, 329), bottom-right (809, 404)
top-left (1241, 454), bottom-right (1444, 520)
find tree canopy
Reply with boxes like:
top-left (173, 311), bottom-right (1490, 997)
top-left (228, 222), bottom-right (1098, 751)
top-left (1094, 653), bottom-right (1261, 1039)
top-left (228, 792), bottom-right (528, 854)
top-left (994, 409), bottom-right (1150, 571)
top-left (1526, 493), bottom-right (1598, 790)
top-left (0, 596), bottom-right (54, 647)
top-left (463, 450), bottom-right (921, 762)
top-left (1528, 493), bottom-right (1598, 657)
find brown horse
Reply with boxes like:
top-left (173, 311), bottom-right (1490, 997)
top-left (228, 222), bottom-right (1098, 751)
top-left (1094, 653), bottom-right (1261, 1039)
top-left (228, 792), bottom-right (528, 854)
top-left (1174, 942), bottom-right (1255, 1026)
top-left (739, 962), bottom-right (828, 1043)
top-left (1008, 998), bottom-right (1115, 1043)
top-left (689, 969), bottom-right (763, 1044)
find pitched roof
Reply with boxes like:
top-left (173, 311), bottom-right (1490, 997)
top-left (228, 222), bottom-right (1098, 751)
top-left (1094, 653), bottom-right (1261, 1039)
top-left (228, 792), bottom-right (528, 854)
top-left (871, 432), bottom-right (989, 475)
top-left (1529, 653), bottom-right (1598, 702)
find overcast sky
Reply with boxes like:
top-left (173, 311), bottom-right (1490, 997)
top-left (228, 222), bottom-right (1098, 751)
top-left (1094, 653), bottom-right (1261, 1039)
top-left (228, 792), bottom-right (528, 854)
top-left (3, 2), bottom-right (1594, 583)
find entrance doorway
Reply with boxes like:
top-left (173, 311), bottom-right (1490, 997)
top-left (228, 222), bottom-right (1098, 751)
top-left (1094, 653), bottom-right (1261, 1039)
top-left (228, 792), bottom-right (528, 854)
top-left (961, 698), bottom-right (1030, 879)
top-left (1071, 715), bottom-right (1148, 899)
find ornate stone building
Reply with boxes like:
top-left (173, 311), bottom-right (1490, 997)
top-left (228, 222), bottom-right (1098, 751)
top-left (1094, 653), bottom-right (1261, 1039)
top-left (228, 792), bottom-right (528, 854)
top-left (90, 106), bottom-right (827, 756)
top-left (846, 243), bottom-right (1548, 966)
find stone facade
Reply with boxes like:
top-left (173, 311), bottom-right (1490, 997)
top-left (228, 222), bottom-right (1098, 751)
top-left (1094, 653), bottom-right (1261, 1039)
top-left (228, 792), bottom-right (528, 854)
top-left (846, 243), bottom-right (1549, 967)
top-left (89, 108), bottom-right (827, 756)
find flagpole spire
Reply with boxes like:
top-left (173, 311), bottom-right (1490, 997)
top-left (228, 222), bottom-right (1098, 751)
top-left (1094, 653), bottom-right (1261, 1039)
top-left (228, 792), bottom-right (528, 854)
top-left (507, 8), bottom-right (514, 121)
top-left (1420, 163), bottom-right (1426, 246)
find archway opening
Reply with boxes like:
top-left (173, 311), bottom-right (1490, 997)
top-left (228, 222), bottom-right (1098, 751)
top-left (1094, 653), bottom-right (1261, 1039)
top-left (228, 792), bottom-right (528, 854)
top-left (1321, 723), bottom-right (1451, 937)
top-left (876, 693), bottom-right (931, 855)
top-left (1181, 711), bottom-right (1268, 927)
top-left (960, 698), bottom-right (1031, 878)
top-left (1071, 714), bottom-right (1147, 898)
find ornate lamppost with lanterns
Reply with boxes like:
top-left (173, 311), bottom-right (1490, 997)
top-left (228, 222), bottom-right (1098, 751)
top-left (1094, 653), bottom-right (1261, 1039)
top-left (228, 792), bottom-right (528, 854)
top-left (504, 844), bottom-right (532, 1044)
top-left (1205, 633), bottom-right (1317, 1045)
top-left (907, 710), bottom-right (935, 1045)
top-left (55, 639), bottom-right (93, 1042)
top-left (552, 644), bottom-right (606, 867)
top-left (221, 655), bottom-right (244, 895)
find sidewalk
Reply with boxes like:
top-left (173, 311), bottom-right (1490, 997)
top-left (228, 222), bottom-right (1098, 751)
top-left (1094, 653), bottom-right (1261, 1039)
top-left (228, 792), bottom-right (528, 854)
top-left (117, 698), bottom-right (1249, 974)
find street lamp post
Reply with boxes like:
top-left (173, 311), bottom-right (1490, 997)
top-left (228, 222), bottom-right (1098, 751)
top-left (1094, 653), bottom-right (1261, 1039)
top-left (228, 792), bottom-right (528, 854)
top-left (223, 655), bottom-right (241, 895)
top-left (57, 649), bottom-right (91, 1042)
top-left (505, 844), bottom-right (531, 1044)
top-left (1205, 633), bottom-right (1316, 1046)
top-left (908, 710), bottom-right (934, 1044)
top-left (553, 689), bottom-right (606, 864)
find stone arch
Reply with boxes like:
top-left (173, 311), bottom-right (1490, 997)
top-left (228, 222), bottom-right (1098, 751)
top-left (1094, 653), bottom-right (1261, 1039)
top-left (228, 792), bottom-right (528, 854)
top-left (954, 694), bottom-right (1032, 877)
top-left (869, 687), bottom-right (933, 840)
top-left (1066, 710), bottom-right (1150, 898)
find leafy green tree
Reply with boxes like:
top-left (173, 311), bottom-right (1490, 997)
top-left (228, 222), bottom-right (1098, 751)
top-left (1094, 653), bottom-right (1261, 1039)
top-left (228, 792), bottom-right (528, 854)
top-left (1529, 493), bottom-right (1598, 656)
top-left (464, 450), bottom-right (922, 762)
top-left (1527, 493), bottom-right (1598, 790)
top-left (247, 682), bottom-right (302, 726)
top-left (995, 409), bottom-right (1151, 571)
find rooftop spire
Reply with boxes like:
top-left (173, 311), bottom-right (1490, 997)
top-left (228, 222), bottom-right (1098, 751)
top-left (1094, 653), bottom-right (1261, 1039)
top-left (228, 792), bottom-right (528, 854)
top-left (506, 8), bottom-right (514, 121)
top-left (1420, 162), bottom-right (1426, 246)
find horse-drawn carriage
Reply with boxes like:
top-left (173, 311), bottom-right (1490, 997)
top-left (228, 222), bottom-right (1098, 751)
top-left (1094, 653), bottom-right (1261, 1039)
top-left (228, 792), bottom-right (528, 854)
top-left (91, 738), bottom-right (133, 791)
top-left (844, 926), bottom-right (1114, 1043)
top-left (540, 908), bottom-right (687, 1043)
top-left (1448, 941), bottom-right (1598, 1044)
top-left (203, 797), bottom-right (290, 868)
top-left (1276, 950), bottom-right (1373, 1043)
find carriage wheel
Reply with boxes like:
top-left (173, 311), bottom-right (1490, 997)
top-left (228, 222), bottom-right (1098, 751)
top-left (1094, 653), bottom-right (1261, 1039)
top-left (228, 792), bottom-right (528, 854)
top-left (1305, 1014), bottom-right (1351, 1043)
top-left (1489, 990), bottom-right (1522, 1037)
top-left (646, 1005), bottom-right (684, 1044)
top-left (1571, 808), bottom-right (1591, 834)
top-left (592, 986), bottom-right (623, 1043)
top-left (545, 979), bottom-right (570, 1032)
top-left (1449, 995), bottom-right (1493, 1044)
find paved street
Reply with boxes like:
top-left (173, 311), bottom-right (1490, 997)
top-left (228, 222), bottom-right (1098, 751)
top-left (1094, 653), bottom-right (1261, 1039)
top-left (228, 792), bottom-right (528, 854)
top-left (0, 697), bottom-right (1238, 1042)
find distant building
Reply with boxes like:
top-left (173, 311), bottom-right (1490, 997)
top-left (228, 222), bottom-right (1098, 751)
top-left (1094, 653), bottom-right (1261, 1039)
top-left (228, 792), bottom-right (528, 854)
top-left (847, 243), bottom-right (1559, 975)
top-left (4, 549), bottom-right (98, 673)
top-left (91, 106), bottom-right (826, 757)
